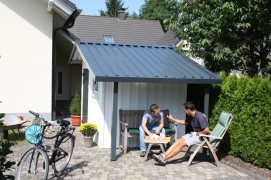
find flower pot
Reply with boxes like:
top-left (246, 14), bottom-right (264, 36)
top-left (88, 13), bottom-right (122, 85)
top-left (71, 115), bottom-right (81, 126)
top-left (84, 136), bottom-right (93, 148)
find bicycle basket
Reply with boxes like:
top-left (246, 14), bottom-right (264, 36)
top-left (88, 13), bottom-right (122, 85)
top-left (31, 117), bottom-right (42, 126)
top-left (25, 124), bottom-right (42, 144)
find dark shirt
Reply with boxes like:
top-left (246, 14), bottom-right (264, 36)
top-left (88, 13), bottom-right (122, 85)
top-left (186, 111), bottom-right (208, 132)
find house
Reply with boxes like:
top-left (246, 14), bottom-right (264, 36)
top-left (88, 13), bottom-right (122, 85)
top-left (0, 0), bottom-right (221, 160)
top-left (0, 0), bottom-right (80, 120)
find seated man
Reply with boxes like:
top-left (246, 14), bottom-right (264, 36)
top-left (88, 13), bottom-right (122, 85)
top-left (139, 104), bottom-right (165, 157)
top-left (153, 101), bottom-right (209, 165)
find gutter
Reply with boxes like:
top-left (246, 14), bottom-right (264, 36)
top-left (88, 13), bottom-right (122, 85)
top-left (44, 0), bottom-right (76, 19)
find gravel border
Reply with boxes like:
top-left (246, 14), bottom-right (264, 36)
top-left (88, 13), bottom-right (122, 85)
top-left (221, 155), bottom-right (271, 180)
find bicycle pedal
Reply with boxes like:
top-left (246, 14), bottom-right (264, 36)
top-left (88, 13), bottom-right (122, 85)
top-left (43, 145), bottom-right (51, 151)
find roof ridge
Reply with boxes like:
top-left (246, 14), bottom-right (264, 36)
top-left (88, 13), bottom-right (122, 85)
top-left (78, 15), bottom-right (161, 23)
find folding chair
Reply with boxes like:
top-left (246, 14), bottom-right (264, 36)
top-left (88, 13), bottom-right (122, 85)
top-left (185, 112), bottom-right (234, 166)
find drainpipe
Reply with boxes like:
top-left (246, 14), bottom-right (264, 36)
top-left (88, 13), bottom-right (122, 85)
top-left (52, 9), bottom-right (82, 120)
top-left (47, 0), bottom-right (54, 12)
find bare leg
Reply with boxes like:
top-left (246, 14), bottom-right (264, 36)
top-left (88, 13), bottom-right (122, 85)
top-left (164, 138), bottom-right (187, 160)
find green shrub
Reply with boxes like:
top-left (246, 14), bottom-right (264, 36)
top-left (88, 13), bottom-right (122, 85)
top-left (210, 74), bottom-right (271, 169)
top-left (0, 114), bottom-right (15, 179)
top-left (70, 91), bottom-right (81, 116)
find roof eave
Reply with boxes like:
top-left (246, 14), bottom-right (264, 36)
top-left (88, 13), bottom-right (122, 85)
top-left (94, 76), bottom-right (222, 84)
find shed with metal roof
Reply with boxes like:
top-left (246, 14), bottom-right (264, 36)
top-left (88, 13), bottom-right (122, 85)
top-left (69, 41), bottom-right (221, 160)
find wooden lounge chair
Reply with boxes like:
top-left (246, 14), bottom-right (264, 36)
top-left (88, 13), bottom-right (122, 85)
top-left (185, 112), bottom-right (234, 166)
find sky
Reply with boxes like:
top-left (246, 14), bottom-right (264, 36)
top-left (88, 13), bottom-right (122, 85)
top-left (71, 0), bottom-right (145, 16)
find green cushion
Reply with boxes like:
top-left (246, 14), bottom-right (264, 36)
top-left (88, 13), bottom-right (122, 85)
top-left (219, 112), bottom-right (230, 127)
top-left (165, 127), bottom-right (175, 134)
top-left (128, 128), bottom-right (140, 134)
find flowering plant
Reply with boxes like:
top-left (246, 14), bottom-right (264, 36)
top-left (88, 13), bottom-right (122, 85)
top-left (79, 123), bottom-right (98, 137)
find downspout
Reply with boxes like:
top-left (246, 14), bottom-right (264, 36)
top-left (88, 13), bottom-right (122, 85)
top-left (52, 9), bottom-right (82, 120)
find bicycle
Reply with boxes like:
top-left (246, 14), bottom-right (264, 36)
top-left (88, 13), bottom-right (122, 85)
top-left (16, 110), bottom-right (75, 180)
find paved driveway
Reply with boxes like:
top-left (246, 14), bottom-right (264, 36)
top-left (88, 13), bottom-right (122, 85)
top-left (5, 127), bottom-right (266, 180)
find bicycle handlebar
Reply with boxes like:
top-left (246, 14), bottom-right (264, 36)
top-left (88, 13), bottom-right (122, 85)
top-left (29, 110), bottom-right (39, 118)
top-left (29, 110), bottom-right (75, 131)
top-left (29, 110), bottom-right (51, 126)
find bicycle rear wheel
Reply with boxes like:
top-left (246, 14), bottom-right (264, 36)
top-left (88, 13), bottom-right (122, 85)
top-left (52, 133), bottom-right (74, 175)
top-left (17, 148), bottom-right (49, 180)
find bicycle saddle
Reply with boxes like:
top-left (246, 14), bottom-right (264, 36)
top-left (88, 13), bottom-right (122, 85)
top-left (57, 119), bottom-right (70, 126)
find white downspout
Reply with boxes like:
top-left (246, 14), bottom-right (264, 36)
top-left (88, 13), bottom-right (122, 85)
top-left (47, 0), bottom-right (54, 12)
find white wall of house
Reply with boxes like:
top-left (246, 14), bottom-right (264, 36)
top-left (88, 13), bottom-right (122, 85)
top-left (0, 0), bottom-right (52, 119)
top-left (84, 61), bottom-right (188, 148)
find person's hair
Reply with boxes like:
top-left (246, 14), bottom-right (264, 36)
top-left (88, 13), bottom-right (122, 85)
top-left (150, 104), bottom-right (159, 113)
top-left (183, 101), bottom-right (195, 111)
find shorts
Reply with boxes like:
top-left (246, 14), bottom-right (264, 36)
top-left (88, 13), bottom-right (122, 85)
top-left (182, 133), bottom-right (202, 146)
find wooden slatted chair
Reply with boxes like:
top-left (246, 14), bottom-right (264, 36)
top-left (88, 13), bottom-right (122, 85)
top-left (185, 112), bottom-right (234, 166)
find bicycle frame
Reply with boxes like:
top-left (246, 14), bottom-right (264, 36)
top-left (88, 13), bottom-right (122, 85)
top-left (44, 125), bottom-right (75, 165)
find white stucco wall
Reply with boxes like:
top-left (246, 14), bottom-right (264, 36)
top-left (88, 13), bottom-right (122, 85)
top-left (0, 0), bottom-right (52, 119)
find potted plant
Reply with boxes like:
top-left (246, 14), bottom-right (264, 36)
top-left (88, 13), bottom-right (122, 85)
top-left (79, 122), bottom-right (98, 147)
top-left (70, 91), bottom-right (81, 126)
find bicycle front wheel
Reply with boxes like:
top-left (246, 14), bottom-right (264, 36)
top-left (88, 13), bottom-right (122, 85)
top-left (52, 133), bottom-right (74, 175)
top-left (17, 148), bottom-right (49, 180)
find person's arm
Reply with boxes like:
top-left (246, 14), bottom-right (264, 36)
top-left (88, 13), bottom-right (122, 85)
top-left (155, 118), bottom-right (164, 134)
top-left (196, 113), bottom-right (210, 135)
top-left (142, 120), bottom-right (152, 136)
top-left (167, 114), bottom-right (188, 125)
top-left (197, 127), bottom-right (209, 135)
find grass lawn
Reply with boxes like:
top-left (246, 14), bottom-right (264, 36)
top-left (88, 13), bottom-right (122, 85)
top-left (2, 129), bottom-right (26, 143)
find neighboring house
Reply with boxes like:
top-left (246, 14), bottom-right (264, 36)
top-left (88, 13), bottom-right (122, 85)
top-left (0, 1), bottom-right (221, 160)
top-left (158, 30), bottom-right (205, 66)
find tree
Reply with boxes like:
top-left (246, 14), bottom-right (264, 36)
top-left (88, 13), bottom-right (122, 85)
top-left (99, 0), bottom-right (128, 17)
top-left (166, 0), bottom-right (271, 77)
top-left (139, 0), bottom-right (180, 31)
top-left (130, 12), bottom-right (139, 19)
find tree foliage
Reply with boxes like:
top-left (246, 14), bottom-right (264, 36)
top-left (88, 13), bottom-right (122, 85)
top-left (70, 92), bottom-right (81, 116)
top-left (166, 0), bottom-right (271, 77)
top-left (139, 0), bottom-right (180, 31)
top-left (0, 114), bottom-right (15, 179)
top-left (99, 0), bottom-right (128, 17)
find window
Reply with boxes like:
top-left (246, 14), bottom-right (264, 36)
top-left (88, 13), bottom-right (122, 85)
top-left (94, 80), bottom-right (99, 93)
top-left (58, 72), bottom-right (62, 94)
top-left (104, 35), bottom-right (114, 43)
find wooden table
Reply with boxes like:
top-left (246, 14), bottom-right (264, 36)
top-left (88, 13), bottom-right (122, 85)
top-left (143, 136), bottom-right (171, 161)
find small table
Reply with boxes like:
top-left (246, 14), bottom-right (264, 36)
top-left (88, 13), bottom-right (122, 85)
top-left (144, 136), bottom-right (171, 161)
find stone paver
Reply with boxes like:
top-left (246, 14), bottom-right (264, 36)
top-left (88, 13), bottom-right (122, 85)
top-left (5, 125), bottom-right (268, 180)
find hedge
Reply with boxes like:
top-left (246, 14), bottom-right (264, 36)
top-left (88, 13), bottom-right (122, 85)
top-left (209, 74), bottom-right (271, 169)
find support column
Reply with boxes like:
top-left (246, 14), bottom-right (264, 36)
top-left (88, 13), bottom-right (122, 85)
top-left (111, 82), bottom-right (118, 161)
top-left (204, 85), bottom-right (210, 118)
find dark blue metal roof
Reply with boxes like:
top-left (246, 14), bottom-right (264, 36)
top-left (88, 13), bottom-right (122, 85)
top-left (75, 42), bottom-right (221, 84)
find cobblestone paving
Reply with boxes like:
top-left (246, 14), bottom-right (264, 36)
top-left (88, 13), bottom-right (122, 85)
top-left (5, 126), bottom-right (267, 180)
